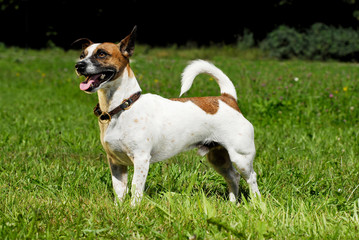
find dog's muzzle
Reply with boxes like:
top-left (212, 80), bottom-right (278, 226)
top-left (75, 61), bottom-right (116, 92)
top-left (75, 61), bottom-right (87, 74)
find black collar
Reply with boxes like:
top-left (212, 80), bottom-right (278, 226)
top-left (93, 91), bottom-right (142, 123)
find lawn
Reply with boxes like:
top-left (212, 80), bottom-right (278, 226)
top-left (0, 45), bottom-right (358, 239)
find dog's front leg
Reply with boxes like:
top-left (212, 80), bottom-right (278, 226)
top-left (109, 160), bottom-right (128, 203)
top-left (130, 156), bottom-right (150, 206)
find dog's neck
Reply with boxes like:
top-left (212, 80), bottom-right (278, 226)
top-left (97, 65), bottom-right (141, 113)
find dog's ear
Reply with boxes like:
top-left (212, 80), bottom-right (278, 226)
top-left (72, 38), bottom-right (94, 50)
top-left (118, 26), bottom-right (137, 57)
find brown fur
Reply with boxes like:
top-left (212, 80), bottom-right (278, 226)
top-left (171, 93), bottom-right (241, 114)
top-left (93, 43), bottom-right (129, 80)
top-left (126, 64), bottom-right (134, 78)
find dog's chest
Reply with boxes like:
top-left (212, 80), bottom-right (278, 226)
top-left (99, 120), bottom-right (134, 165)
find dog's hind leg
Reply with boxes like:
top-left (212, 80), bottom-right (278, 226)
top-left (227, 148), bottom-right (261, 198)
top-left (109, 158), bottom-right (128, 203)
top-left (207, 146), bottom-right (241, 202)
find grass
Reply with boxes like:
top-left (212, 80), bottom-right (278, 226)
top-left (0, 45), bottom-right (359, 239)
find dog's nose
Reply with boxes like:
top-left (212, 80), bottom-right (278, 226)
top-left (75, 61), bottom-right (86, 71)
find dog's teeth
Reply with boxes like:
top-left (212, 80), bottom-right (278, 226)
top-left (101, 74), bottom-right (105, 80)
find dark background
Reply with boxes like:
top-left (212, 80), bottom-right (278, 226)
top-left (1, 0), bottom-right (359, 49)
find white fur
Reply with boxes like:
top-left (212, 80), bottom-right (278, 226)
top-left (83, 57), bottom-right (260, 206)
top-left (81, 44), bottom-right (100, 74)
top-left (180, 60), bottom-right (238, 100)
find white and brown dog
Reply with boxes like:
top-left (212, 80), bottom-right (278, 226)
top-left (74, 26), bottom-right (260, 205)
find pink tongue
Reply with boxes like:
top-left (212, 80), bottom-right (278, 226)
top-left (80, 80), bottom-right (95, 91)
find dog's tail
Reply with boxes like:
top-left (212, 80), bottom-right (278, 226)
top-left (180, 60), bottom-right (237, 100)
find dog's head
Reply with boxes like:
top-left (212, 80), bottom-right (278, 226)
top-left (74, 26), bottom-right (137, 93)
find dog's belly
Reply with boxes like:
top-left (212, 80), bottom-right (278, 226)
top-left (148, 133), bottom-right (208, 162)
top-left (149, 142), bottom-right (195, 163)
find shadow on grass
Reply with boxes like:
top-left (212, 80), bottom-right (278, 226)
top-left (145, 179), bottom-right (251, 204)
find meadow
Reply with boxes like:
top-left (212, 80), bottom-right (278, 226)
top-left (0, 45), bottom-right (358, 239)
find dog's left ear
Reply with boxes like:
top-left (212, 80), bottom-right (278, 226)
top-left (72, 38), bottom-right (94, 50)
top-left (118, 26), bottom-right (137, 58)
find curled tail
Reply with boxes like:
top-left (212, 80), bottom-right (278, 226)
top-left (180, 60), bottom-right (237, 100)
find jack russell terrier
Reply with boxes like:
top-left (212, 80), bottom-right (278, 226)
top-left (74, 26), bottom-right (261, 206)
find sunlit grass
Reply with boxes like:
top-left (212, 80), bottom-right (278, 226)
top-left (0, 46), bottom-right (358, 238)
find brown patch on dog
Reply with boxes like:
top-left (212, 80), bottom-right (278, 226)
top-left (80, 49), bottom-right (89, 59)
top-left (181, 97), bottom-right (219, 114)
top-left (126, 64), bottom-right (134, 78)
top-left (92, 43), bottom-right (135, 79)
top-left (97, 89), bottom-right (110, 114)
top-left (171, 93), bottom-right (241, 114)
top-left (220, 93), bottom-right (241, 113)
top-left (92, 43), bottom-right (129, 80)
top-left (171, 96), bottom-right (219, 114)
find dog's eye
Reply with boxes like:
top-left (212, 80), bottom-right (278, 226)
top-left (80, 52), bottom-right (85, 59)
top-left (96, 51), bottom-right (108, 59)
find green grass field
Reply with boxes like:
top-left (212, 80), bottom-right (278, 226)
top-left (1, 45), bottom-right (359, 239)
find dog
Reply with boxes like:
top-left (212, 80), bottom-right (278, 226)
top-left (74, 26), bottom-right (261, 206)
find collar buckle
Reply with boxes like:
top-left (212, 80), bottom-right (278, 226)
top-left (123, 101), bottom-right (131, 110)
top-left (99, 112), bottom-right (111, 123)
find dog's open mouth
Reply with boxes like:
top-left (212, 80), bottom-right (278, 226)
top-left (79, 71), bottom-right (115, 92)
